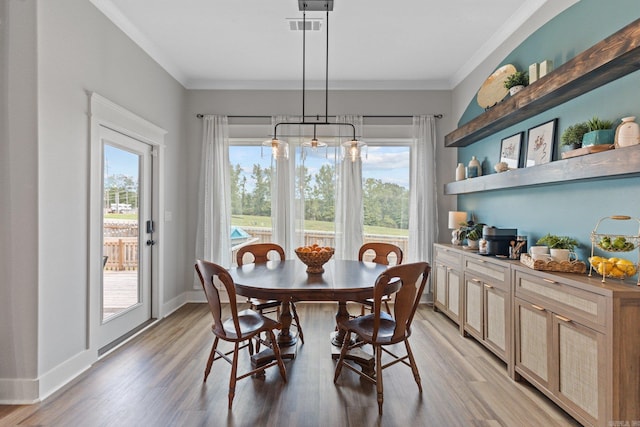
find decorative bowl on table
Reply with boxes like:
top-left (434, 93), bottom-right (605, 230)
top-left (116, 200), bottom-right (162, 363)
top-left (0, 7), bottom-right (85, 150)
top-left (295, 245), bottom-right (334, 274)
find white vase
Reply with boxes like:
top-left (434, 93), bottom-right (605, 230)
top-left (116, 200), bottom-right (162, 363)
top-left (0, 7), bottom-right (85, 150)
top-left (615, 116), bottom-right (640, 147)
top-left (455, 163), bottom-right (465, 181)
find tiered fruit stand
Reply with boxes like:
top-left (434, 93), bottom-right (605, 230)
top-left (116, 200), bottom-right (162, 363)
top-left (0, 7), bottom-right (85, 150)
top-left (588, 215), bottom-right (640, 285)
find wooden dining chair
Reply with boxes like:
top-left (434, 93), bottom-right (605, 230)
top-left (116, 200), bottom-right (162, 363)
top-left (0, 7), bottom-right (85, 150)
top-left (357, 242), bottom-right (404, 315)
top-left (236, 243), bottom-right (304, 349)
top-left (195, 259), bottom-right (287, 409)
top-left (334, 261), bottom-right (430, 415)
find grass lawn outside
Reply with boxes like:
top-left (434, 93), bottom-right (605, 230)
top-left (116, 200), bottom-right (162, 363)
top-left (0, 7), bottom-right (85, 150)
top-left (231, 214), bottom-right (408, 237)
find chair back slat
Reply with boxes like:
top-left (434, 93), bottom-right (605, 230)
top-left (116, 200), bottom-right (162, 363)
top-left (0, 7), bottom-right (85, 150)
top-left (358, 242), bottom-right (403, 266)
top-left (372, 262), bottom-right (430, 343)
top-left (195, 259), bottom-right (241, 338)
top-left (237, 243), bottom-right (285, 266)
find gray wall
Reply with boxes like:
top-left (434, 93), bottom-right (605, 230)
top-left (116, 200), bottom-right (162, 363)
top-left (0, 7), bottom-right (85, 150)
top-left (1, 0), bottom-right (188, 401)
top-left (0, 0), bottom-right (39, 397)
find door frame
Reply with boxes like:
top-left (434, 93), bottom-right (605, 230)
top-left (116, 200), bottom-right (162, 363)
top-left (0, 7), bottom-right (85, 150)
top-left (89, 92), bottom-right (166, 357)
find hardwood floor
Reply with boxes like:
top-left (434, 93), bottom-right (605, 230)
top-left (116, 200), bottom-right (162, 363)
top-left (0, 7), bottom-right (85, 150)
top-left (0, 303), bottom-right (580, 427)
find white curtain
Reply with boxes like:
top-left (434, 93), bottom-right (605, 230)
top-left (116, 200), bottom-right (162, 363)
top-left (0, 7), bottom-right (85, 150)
top-left (408, 115), bottom-right (438, 264)
top-left (335, 115), bottom-right (364, 260)
top-left (195, 115), bottom-right (231, 272)
top-left (271, 116), bottom-right (304, 257)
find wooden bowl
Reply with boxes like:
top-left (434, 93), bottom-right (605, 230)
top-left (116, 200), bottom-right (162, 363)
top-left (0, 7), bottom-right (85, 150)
top-left (295, 247), bottom-right (334, 274)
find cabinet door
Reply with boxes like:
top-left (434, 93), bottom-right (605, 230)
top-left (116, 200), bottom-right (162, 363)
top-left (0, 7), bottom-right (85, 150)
top-left (434, 263), bottom-right (447, 309)
top-left (464, 276), bottom-right (482, 340)
top-left (553, 314), bottom-right (604, 425)
top-left (447, 268), bottom-right (461, 321)
top-left (484, 283), bottom-right (508, 359)
top-left (515, 298), bottom-right (552, 390)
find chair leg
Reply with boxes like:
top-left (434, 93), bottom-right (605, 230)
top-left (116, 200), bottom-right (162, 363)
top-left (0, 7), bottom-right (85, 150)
top-left (269, 330), bottom-right (287, 383)
top-left (375, 344), bottom-right (384, 415)
top-left (228, 342), bottom-right (240, 409)
top-left (204, 337), bottom-right (219, 382)
top-left (404, 339), bottom-right (422, 393)
top-left (247, 337), bottom-right (254, 356)
top-left (333, 331), bottom-right (351, 382)
top-left (290, 302), bottom-right (304, 344)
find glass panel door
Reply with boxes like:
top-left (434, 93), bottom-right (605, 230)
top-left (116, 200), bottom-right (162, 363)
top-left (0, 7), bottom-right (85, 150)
top-left (98, 126), bottom-right (152, 349)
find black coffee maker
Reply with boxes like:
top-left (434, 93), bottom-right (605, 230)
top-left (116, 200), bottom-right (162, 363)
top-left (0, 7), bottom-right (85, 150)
top-left (482, 226), bottom-right (517, 256)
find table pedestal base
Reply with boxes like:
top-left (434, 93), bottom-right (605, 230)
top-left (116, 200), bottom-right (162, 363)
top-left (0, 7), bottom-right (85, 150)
top-left (250, 337), bottom-right (297, 369)
top-left (330, 331), bottom-right (375, 377)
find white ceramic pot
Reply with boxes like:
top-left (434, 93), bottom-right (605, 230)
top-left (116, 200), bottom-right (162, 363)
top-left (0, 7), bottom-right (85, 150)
top-left (550, 248), bottom-right (577, 262)
top-left (529, 246), bottom-right (549, 256)
top-left (509, 85), bottom-right (524, 96)
top-left (467, 239), bottom-right (479, 249)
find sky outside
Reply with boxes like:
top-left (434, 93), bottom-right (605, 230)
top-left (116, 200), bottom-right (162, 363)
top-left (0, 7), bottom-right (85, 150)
top-left (104, 143), bottom-right (411, 189)
top-left (230, 145), bottom-right (410, 190)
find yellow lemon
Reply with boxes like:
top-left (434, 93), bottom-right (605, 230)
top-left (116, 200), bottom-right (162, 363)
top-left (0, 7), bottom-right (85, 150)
top-left (589, 256), bottom-right (604, 267)
top-left (598, 261), bottom-right (613, 274)
top-left (609, 266), bottom-right (625, 278)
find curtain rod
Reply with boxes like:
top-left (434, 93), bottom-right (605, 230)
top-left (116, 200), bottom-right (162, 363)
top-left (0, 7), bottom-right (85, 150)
top-left (195, 114), bottom-right (443, 119)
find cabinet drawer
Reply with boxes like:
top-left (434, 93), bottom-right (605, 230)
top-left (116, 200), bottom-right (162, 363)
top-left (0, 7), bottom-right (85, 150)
top-left (434, 245), bottom-right (462, 268)
top-left (464, 256), bottom-right (509, 289)
top-left (515, 270), bottom-right (607, 330)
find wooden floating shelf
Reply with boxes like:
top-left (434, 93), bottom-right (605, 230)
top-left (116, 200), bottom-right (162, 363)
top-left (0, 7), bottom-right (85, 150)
top-left (444, 145), bottom-right (640, 195)
top-left (445, 18), bottom-right (640, 148)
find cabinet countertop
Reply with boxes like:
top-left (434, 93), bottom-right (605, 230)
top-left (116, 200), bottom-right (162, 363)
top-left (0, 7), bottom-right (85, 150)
top-left (434, 243), bottom-right (640, 297)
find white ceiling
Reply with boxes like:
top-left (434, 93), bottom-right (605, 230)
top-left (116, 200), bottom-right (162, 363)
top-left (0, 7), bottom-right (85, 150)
top-left (91, 0), bottom-right (551, 91)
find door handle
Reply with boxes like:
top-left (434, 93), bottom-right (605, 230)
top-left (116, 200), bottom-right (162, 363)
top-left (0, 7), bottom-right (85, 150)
top-left (146, 239), bottom-right (156, 246)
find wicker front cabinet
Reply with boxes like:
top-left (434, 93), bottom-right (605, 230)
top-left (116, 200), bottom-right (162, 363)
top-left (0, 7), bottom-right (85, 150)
top-left (463, 255), bottom-right (510, 363)
top-left (513, 267), bottom-right (640, 427)
top-left (433, 245), bottom-right (463, 331)
top-left (432, 244), bottom-right (640, 427)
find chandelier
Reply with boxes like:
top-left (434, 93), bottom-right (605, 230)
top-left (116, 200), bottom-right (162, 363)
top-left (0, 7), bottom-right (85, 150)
top-left (263, 0), bottom-right (365, 161)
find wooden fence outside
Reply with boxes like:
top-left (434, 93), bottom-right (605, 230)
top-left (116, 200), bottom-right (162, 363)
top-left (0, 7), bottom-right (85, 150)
top-left (103, 223), bottom-right (409, 270)
top-left (231, 227), bottom-right (409, 265)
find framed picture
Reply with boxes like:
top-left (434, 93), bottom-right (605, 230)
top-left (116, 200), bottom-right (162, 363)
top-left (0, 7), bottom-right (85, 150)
top-left (499, 132), bottom-right (523, 169)
top-left (525, 119), bottom-right (557, 166)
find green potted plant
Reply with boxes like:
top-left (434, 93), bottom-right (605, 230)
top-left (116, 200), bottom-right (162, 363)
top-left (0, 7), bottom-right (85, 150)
top-left (536, 234), bottom-right (578, 250)
top-left (459, 221), bottom-right (485, 248)
top-left (560, 122), bottom-right (589, 151)
top-left (536, 234), bottom-right (579, 262)
top-left (504, 71), bottom-right (528, 96)
top-left (583, 116), bottom-right (615, 146)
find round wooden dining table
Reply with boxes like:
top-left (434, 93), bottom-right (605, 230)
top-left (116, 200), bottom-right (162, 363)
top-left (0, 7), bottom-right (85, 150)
top-left (228, 258), bottom-right (389, 372)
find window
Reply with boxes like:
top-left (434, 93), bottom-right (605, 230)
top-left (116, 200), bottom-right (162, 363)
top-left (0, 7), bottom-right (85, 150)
top-left (228, 128), bottom-right (411, 257)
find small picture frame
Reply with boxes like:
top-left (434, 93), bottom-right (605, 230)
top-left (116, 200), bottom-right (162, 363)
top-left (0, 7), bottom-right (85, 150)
top-left (499, 132), bottom-right (523, 169)
top-left (525, 119), bottom-right (557, 166)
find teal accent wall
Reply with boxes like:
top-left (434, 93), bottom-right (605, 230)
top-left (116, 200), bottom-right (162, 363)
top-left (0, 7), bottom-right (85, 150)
top-left (456, 0), bottom-right (640, 263)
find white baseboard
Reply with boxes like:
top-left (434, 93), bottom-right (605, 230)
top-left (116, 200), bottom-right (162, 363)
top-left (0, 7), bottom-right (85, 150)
top-left (0, 378), bottom-right (39, 404)
top-left (160, 288), bottom-right (228, 318)
top-left (0, 349), bottom-right (93, 404)
top-left (38, 349), bottom-right (93, 402)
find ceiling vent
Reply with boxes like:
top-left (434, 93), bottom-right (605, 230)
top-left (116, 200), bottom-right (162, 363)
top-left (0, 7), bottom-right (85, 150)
top-left (287, 18), bottom-right (323, 31)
